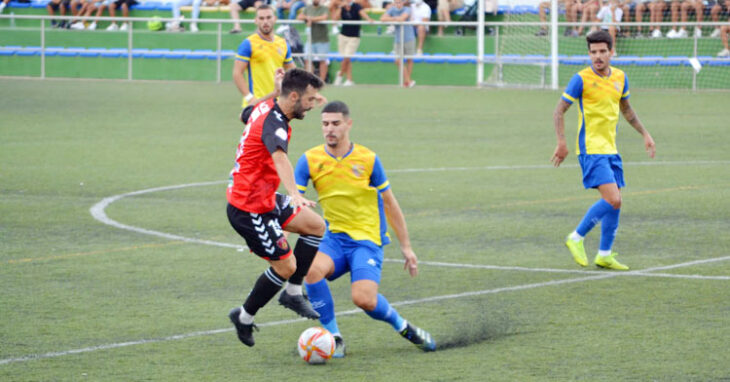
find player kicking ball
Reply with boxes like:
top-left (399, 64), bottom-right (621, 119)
top-left (297, 101), bottom-right (436, 357)
top-left (552, 30), bottom-right (656, 270)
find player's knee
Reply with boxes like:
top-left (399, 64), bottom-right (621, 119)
top-left (605, 196), bottom-right (621, 209)
top-left (351, 290), bottom-right (377, 311)
top-left (272, 260), bottom-right (296, 279)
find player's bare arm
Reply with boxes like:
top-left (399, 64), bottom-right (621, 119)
top-left (381, 188), bottom-right (418, 277)
top-left (271, 149), bottom-right (317, 209)
top-left (620, 98), bottom-right (656, 158)
top-left (233, 60), bottom-right (252, 99)
top-left (552, 98), bottom-right (572, 167)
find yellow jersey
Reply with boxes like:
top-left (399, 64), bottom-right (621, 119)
top-left (235, 33), bottom-right (293, 106)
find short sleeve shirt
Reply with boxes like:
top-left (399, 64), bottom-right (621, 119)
top-left (340, 2), bottom-right (363, 37)
top-left (386, 6), bottom-right (415, 43)
top-left (303, 5), bottom-right (330, 43)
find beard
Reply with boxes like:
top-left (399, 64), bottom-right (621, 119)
top-left (291, 100), bottom-right (311, 120)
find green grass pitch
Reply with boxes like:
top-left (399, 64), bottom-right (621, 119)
top-left (1, 78), bottom-right (729, 381)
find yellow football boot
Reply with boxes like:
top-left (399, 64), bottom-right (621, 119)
top-left (594, 252), bottom-right (629, 270)
top-left (565, 237), bottom-right (588, 267)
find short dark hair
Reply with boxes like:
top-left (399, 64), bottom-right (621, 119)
top-left (321, 101), bottom-right (350, 117)
top-left (586, 30), bottom-right (613, 51)
top-left (256, 4), bottom-right (273, 13)
top-left (280, 68), bottom-right (324, 97)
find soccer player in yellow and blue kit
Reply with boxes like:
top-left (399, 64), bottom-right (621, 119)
top-left (233, 5), bottom-right (296, 108)
top-left (296, 101), bottom-right (436, 357)
top-left (552, 30), bottom-right (656, 270)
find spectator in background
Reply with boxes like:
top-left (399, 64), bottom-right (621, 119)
top-left (162, 0), bottom-right (202, 32)
top-left (718, 22), bottom-right (729, 56)
top-left (576, 0), bottom-right (600, 36)
top-left (536, 0), bottom-right (580, 36)
top-left (106, 0), bottom-right (137, 30)
top-left (436, 0), bottom-right (463, 36)
top-left (0, 0), bottom-right (9, 14)
top-left (69, 0), bottom-right (107, 30)
top-left (381, 0), bottom-right (416, 87)
top-left (648, 0), bottom-right (667, 37)
top-left (298, 0), bottom-right (330, 80)
top-left (277, 0), bottom-right (305, 20)
top-left (596, 0), bottom-right (622, 52)
top-left (331, 0), bottom-right (374, 86)
top-left (620, 0), bottom-right (649, 37)
top-left (410, 0), bottom-right (431, 55)
top-left (667, 0), bottom-right (703, 38)
top-left (229, 0), bottom-right (263, 33)
top-left (709, 0), bottom-right (729, 38)
top-left (47, 0), bottom-right (71, 28)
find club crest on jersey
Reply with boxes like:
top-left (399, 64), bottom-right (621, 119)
top-left (351, 164), bottom-right (365, 177)
top-left (277, 237), bottom-right (289, 251)
top-left (614, 81), bottom-right (621, 92)
top-left (277, 47), bottom-right (283, 55)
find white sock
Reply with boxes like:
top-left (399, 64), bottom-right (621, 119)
top-left (598, 250), bottom-right (611, 257)
top-left (238, 307), bottom-right (254, 324)
top-left (569, 231), bottom-right (584, 241)
top-left (397, 320), bottom-right (408, 332)
top-left (285, 282), bottom-right (302, 296)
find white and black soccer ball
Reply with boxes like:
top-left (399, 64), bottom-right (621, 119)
top-left (297, 327), bottom-right (335, 364)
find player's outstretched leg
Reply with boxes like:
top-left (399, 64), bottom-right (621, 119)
top-left (229, 267), bottom-right (285, 346)
top-left (305, 278), bottom-right (345, 357)
top-left (278, 235), bottom-right (322, 319)
top-left (399, 321), bottom-right (437, 352)
top-left (362, 293), bottom-right (436, 352)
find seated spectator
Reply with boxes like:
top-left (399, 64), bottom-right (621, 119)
top-left (718, 24), bottom-right (729, 56)
top-left (536, 0), bottom-right (580, 36)
top-left (47, 0), bottom-right (71, 28)
top-left (229, 0), bottom-right (263, 33)
top-left (105, 0), bottom-right (136, 30)
top-left (410, 0), bottom-right (431, 55)
top-left (709, 0), bottom-right (729, 38)
top-left (381, 0), bottom-right (416, 87)
top-left (576, 0), bottom-right (600, 35)
top-left (596, 0), bottom-right (622, 52)
top-left (646, 0), bottom-right (666, 37)
top-left (70, 0), bottom-right (107, 30)
top-left (298, 0), bottom-right (329, 80)
top-left (277, 0), bottom-right (305, 20)
top-left (163, 0), bottom-right (202, 32)
top-left (436, 0), bottom-right (463, 36)
top-left (0, 0), bottom-right (8, 14)
top-left (620, 0), bottom-right (649, 37)
top-left (667, 0), bottom-right (703, 38)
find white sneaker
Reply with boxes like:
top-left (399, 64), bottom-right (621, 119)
top-left (343, 79), bottom-right (354, 86)
top-left (331, 25), bottom-right (339, 35)
top-left (718, 49), bottom-right (730, 57)
top-left (694, 27), bottom-right (702, 38)
top-left (710, 28), bottom-right (721, 38)
top-left (106, 23), bottom-right (119, 31)
top-left (407, 80), bottom-right (416, 88)
top-left (666, 29), bottom-right (678, 38)
top-left (651, 29), bottom-right (662, 38)
top-left (416, 49), bottom-right (423, 56)
top-left (70, 21), bottom-right (85, 30)
top-left (88, 21), bottom-right (97, 30)
top-left (190, 23), bottom-right (199, 32)
top-left (334, 73), bottom-right (343, 86)
top-left (676, 28), bottom-right (688, 38)
top-left (120, 23), bottom-right (128, 31)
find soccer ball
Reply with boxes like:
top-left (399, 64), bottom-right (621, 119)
top-left (297, 327), bottom-right (335, 364)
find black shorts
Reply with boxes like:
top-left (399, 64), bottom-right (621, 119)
top-left (114, 0), bottom-right (138, 8)
top-left (238, 0), bottom-right (258, 9)
top-left (227, 193), bottom-right (299, 261)
top-left (49, 0), bottom-right (70, 10)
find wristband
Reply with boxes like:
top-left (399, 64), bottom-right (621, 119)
top-left (244, 93), bottom-right (254, 103)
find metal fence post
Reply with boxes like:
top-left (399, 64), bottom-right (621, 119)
top-left (217, 22), bottom-right (222, 83)
top-left (127, 20), bottom-right (133, 81)
top-left (40, 19), bottom-right (45, 79)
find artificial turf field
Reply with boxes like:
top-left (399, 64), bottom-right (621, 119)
top-left (1, 77), bottom-right (729, 381)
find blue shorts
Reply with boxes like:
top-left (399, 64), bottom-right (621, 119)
top-left (578, 154), bottom-right (625, 189)
top-left (318, 231), bottom-right (383, 284)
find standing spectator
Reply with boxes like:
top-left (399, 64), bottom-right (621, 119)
top-left (233, 5), bottom-right (296, 107)
top-left (298, 0), bottom-right (330, 80)
top-left (536, 0), bottom-right (580, 36)
top-left (436, 0), bottom-right (463, 36)
top-left (229, 0), bottom-right (263, 33)
top-left (381, 0), bottom-right (416, 87)
top-left (410, 0), bottom-right (431, 55)
top-left (106, 0), bottom-right (136, 30)
top-left (331, 0), bottom-right (374, 86)
top-left (277, 0), bottom-right (305, 20)
top-left (667, 0), bottom-right (703, 38)
top-left (596, 0), bottom-right (622, 52)
top-left (709, 0), bottom-right (728, 38)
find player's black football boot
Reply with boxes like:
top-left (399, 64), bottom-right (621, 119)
top-left (333, 335), bottom-right (346, 358)
top-left (278, 291), bottom-right (320, 319)
top-left (400, 322), bottom-right (436, 352)
top-left (228, 307), bottom-right (258, 347)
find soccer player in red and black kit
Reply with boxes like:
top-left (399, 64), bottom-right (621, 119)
top-left (227, 68), bottom-right (327, 347)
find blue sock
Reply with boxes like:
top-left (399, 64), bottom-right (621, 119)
top-left (576, 199), bottom-right (614, 237)
top-left (305, 279), bottom-right (340, 336)
top-left (599, 207), bottom-right (621, 251)
top-left (364, 294), bottom-right (405, 332)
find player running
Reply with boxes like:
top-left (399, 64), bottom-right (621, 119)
top-left (227, 68), bottom-right (327, 347)
top-left (297, 101), bottom-right (436, 357)
top-left (552, 30), bottom-right (656, 270)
